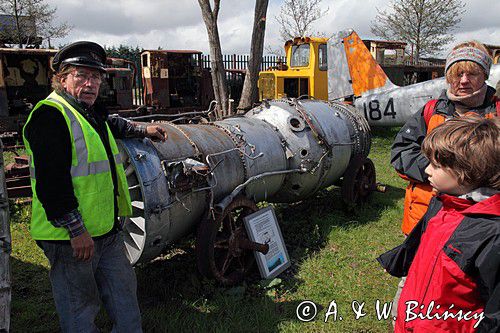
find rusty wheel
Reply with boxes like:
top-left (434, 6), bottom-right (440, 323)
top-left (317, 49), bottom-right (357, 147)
top-left (341, 156), bottom-right (376, 206)
top-left (196, 195), bottom-right (261, 285)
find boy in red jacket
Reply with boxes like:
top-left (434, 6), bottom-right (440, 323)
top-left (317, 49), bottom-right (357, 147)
top-left (378, 116), bottom-right (500, 332)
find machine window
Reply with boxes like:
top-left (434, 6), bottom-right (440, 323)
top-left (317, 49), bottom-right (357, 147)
top-left (284, 78), bottom-right (309, 98)
top-left (318, 44), bottom-right (327, 71)
top-left (291, 44), bottom-right (310, 67)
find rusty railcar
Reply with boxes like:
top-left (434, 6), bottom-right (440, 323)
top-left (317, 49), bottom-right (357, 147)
top-left (141, 50), bottom-right (214, 113)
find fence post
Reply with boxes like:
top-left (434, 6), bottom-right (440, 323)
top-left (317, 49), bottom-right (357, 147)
top-left (0, 138), bottom-right (11, 333)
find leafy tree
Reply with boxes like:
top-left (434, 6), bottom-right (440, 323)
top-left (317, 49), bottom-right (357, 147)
top-left (0, 0), bottom-right (71, 48)
top-left (275, 0), bottom-right (329, 42)
top-left (105, 44), bottom-right (143, 64)
top-left (371, 0), bottom-right (465, 62)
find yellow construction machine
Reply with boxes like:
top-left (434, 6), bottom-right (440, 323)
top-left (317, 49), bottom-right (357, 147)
top-left (258, 37), bottom-right (329, 100)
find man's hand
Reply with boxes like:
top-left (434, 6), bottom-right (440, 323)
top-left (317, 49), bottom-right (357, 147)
top-left (145, 125), bottom-right (167, 142)
top-left (70, 231), bottom-right (94, 261)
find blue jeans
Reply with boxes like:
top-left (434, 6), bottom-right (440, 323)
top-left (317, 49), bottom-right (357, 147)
top-left (39, 232), bottom-right (142, 333)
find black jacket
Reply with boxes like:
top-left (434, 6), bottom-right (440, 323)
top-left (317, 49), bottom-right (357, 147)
top-left (390, 86), bottom-right (498, 183)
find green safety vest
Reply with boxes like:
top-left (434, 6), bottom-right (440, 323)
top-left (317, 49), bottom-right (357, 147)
top-left (22, 91), bottom-right (132, 240)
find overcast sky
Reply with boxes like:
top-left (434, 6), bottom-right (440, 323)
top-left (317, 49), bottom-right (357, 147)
top-left (47, 0), bottom-right (500, 57)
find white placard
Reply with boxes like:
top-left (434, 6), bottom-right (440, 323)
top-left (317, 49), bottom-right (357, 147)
top-left (243, 206), bottom-right (290, 279)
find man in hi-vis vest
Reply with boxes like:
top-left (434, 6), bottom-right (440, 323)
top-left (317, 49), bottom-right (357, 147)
top-left (23, 41), bottom-right (166, 332)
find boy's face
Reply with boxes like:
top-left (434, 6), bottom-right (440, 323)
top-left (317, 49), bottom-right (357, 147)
top-left (425, 163), bottom-right (472, 196)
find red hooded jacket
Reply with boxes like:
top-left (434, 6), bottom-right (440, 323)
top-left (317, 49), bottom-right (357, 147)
top-left (378, 193), bottom-right (500, 332)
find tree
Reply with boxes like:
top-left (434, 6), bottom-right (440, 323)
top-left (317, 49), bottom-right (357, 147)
top-left (371, 0), bottom-right (465, 62)
top-left (275, 0), bottom-right (329, 42)
top-left (198, 0), bottom-right (230, 119)
top-left (0, 0), bottom-right (71, 48)
top-left (237, 0), bottom-right (269, 112)
top-left (105, 44), bottom-right (143, 64)
top-left (264, 44), bottom-right (285, 57)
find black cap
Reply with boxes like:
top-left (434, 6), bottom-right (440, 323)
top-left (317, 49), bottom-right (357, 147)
top-left (52, 41), bottom-right (106, 72)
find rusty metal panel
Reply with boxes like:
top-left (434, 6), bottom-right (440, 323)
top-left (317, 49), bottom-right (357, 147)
top-left (0, 57), bottom-right (8, 117)
top-left (141, 50), bottom-right (212, 112)
top-left (0, 49), bottom-right (54, 116)
top-left (200, 69), bottom-right (214, 108)
top-left (5, 155), bottom-right (31, 198)
top-left (142, 51), bottom-right (170, 109)
top-left (258, 73), bottom-right (275, 100)
top-left (100, 68), bottom-right (134, 109)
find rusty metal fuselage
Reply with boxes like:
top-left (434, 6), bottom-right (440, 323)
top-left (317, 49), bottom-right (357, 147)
top-left (118, 99), bottom-right (371, 266)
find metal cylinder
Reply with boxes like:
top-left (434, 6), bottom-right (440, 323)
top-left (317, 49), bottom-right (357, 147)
top-left (118, 99), bottom-right (371, 264)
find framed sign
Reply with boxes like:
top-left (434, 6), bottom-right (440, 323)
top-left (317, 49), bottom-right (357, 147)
top-left (243, 206), bottom-right (291, 279)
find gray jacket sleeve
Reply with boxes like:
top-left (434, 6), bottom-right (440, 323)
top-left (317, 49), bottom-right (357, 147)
top-left (390, 108), bottom-right (430, 183)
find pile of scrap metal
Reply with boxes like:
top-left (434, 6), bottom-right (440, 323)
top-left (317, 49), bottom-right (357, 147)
top-left (0, 48), bottom-right (218, 198)
top-left (0, 48), bottom-right (216, 145)
top-left (0, 48), bottom-right (58, 145)
top-left (118, 98), bottom-right (379, 285)
top-left (4, 150), bottom-right (30, 198)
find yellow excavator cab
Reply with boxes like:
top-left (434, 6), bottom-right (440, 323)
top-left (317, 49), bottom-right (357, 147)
top-left (259, 37), bottom-right (329, 100)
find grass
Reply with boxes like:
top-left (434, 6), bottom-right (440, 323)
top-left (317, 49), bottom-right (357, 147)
top-left (8, 127), bottom-right (408, 332)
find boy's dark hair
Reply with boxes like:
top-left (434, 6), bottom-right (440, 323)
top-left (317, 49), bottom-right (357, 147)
top-left (422, 115), bottom-right (500, 190)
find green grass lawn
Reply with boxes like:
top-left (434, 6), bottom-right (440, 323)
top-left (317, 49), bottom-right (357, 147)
top-left (8, 127), bottom-right (408, 332)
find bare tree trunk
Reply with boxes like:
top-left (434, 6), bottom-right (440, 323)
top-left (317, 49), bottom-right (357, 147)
top-left (237, 0), bottom-right (269, 113)
top-left (198, 0), bottom-right (229, 119)
top-left (13, 0), bottom-right (23, 48)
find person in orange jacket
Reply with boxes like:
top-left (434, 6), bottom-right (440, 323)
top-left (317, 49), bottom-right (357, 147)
top-left (391, 41), bottom-right (498, 236)
top-left (389, 40), bottom-right (498, 322)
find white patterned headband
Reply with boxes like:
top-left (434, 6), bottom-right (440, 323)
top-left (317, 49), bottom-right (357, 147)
top-left (445, 47), bottom-right (492, 77)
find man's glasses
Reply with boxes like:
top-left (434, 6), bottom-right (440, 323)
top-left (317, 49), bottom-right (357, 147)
top-left (70, 71), bottom-right (102, 84)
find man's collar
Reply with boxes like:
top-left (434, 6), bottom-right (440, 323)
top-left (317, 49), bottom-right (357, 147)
top-left (58, 90), bottom-right (91, 114)
top-left (57, 90), bottom-right (109, 123)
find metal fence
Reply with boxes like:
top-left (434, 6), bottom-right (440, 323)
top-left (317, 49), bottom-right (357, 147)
top-left (200, 54), bottom-right (284, 103)
top-left (201, 54), bottom-right (285, 72)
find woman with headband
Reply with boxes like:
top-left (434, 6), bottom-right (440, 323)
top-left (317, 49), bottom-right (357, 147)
top-left (388, 40), bottom-right (498, 323)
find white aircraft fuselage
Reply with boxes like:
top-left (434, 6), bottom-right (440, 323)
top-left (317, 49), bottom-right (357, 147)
top-left (327, 29), bottom-right (500, 127)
